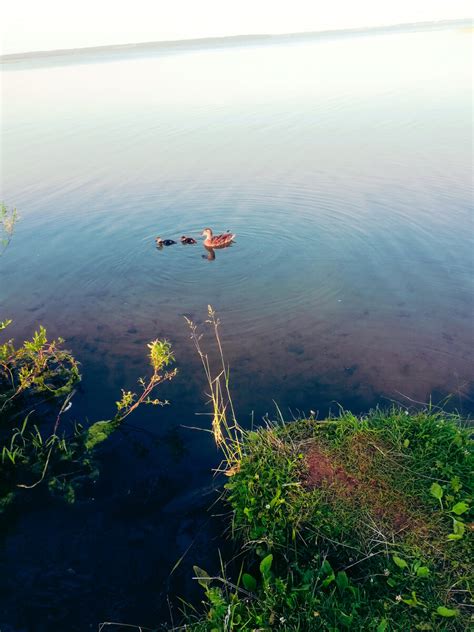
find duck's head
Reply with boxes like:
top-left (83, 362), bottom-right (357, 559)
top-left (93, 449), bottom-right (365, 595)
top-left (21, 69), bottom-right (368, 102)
top-left (155, 237), bottom-right (163, 245)
top-left (201, 228), bottom-right (213, 239)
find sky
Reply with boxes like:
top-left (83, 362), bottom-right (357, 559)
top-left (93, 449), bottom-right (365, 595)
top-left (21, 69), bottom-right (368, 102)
top-left (1, 0), bottom-right (472, 55)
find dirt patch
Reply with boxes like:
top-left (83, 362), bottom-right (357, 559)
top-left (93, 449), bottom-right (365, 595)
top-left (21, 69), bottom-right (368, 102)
top-left (302, 441), bottom-right (422, 536)
top-left (305, 447), bottom-right (359, 491)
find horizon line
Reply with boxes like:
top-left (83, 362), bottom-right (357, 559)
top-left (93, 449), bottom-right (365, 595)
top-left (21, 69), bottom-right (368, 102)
top-left (1, 18), bottom-right (472, 64)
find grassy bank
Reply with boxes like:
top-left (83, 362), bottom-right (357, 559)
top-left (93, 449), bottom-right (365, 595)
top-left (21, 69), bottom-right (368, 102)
top-left (182, 408), bottom-right (472, 631)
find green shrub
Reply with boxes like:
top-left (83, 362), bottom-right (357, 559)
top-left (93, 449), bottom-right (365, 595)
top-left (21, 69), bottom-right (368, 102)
top-left (0, 319), bottom-right (176, 512)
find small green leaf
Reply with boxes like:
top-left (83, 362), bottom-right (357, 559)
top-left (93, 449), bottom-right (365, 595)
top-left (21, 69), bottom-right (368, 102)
top-left (259, 554), bottom-right (273, 578)
top-left (450, 476), bottom-right (461, 492)
top-left (376, 619), bottom-right (388, 632)
top-left (269, 488), bottom-right (282, 508)
top-left (393, 555), bottom-right (408, 569)
top-left (336, 571), bottom-right (349, 591)
top-left (402, 591), bottom-right (420, 607)
top-left (436, 606), bottom-right (459, 618)
top-left (0, 319), bottom-right (12, 331)
top-left (430, 482), bottom-right (443, 500)
top-left (242, 573), bottom-right (257, 591)
top-left (193, 566), bottom-right (211, 588)
top-left (338, 610), bottom-right (353, 626)
top-left (452, 519), bottom-right (465, 537)
top-left (321, 573), bottom-right (335, 588)
top-left (451, 502), bottom-right (469, 515)
top-left (321, 559), bottom-right (333, 576)
top-left (387, 578), bottom-right (397, 587)
top-left (403, 438), bottom-right (410, 448)
top-left (416, 566), bottom-right (430, 578)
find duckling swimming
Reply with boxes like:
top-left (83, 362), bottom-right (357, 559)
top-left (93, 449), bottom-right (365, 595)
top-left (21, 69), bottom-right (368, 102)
top-left (155, 237), bottom-right (176, 247)
top-left (180, 235), bottom-right (197, 245)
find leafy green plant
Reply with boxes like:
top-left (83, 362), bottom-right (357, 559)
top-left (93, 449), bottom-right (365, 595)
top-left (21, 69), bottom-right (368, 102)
top-left (0, 323), bottom-right (81, 411)
top-left (430, 481), bottom-right (444, 509)
top-left (84, 338), bottom-right (177, 451)
top-left (0, 322), bottom-right (177, 512)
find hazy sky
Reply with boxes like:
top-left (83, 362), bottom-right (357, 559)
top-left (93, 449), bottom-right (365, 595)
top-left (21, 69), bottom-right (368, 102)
top-left (1, 0), bottom-right (472, 55)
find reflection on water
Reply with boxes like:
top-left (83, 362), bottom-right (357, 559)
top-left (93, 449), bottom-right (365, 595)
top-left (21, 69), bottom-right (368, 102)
top-left (204, 245), bottom-right (216, 260)
top-left (0, 25), bottom-right (473, 631)
top-left (203, 241), bottom-right (235, 260)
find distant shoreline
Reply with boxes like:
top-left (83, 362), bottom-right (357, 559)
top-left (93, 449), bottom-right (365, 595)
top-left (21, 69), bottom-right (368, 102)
top-left (1, 18), bottom-right (471, 69)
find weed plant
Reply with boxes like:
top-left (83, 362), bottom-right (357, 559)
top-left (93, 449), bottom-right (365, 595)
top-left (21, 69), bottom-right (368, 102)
top-left (185, 306), bottom-right (243, 473)
top-left (0, 320), bottom-right (176, 513)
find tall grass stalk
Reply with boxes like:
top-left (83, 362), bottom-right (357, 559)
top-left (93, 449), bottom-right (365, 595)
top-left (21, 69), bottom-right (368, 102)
top-left (185, 306), bottom-right (243, 473)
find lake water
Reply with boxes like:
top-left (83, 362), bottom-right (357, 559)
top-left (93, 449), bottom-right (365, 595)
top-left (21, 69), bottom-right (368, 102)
top-left (1, 25), bottom-right (473, 631)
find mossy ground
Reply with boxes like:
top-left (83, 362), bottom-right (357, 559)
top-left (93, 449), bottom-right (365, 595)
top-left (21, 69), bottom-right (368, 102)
top-left (182, 409), bottom-right (473, 631)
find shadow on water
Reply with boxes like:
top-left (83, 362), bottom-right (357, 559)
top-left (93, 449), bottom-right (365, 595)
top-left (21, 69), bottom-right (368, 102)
top-left (0, 24), bottom-right (473, 631)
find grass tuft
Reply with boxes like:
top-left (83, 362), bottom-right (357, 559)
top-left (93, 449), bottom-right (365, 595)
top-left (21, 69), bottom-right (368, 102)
top-left (182, 408), bottom-right (473, 631)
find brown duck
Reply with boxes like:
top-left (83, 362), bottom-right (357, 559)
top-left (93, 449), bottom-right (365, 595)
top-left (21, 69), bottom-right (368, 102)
top-left (201, 228), bottom-right (235, 248)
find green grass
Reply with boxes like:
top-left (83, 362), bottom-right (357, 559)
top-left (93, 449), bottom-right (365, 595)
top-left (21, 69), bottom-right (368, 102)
top-left (182, 408), bottom-right (473, 631)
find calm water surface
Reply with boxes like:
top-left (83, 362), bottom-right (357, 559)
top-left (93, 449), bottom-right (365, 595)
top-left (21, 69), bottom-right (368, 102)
top-left (0, 26), bottom-right (473, 630)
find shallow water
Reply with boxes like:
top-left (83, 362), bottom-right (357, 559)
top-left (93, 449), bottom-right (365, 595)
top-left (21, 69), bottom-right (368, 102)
top-left (0, 25), bottom-right (473, 630)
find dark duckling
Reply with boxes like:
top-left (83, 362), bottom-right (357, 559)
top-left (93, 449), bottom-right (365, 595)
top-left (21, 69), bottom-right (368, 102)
top-left (155, 237), bottom-right (176, 247)
top-left (180, 235), bottom-right (197, 245)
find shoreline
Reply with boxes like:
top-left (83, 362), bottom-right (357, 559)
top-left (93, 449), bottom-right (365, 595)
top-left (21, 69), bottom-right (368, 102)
top-left (1, 18), bottom-right (471, 69)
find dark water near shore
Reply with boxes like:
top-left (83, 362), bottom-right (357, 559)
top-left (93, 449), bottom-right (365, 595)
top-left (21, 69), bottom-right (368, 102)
top-left (1, 26), bottom-right (473, 631)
